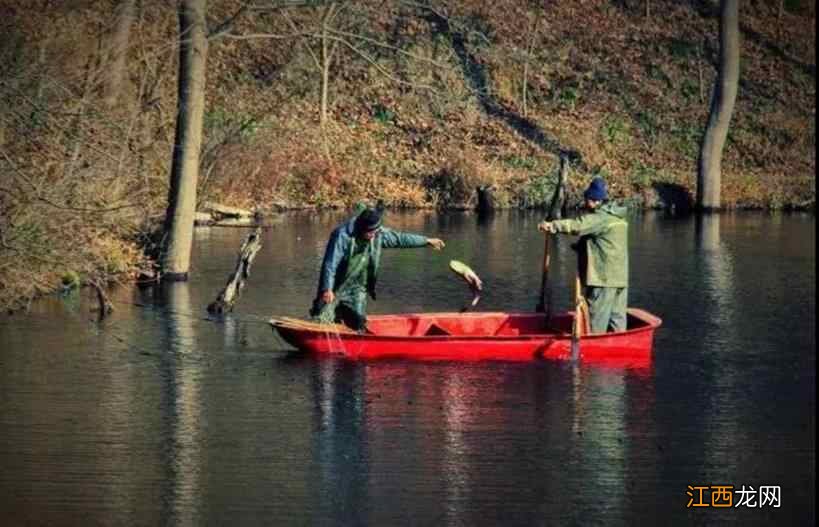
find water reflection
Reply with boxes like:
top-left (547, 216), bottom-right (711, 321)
top-left (307, 357), bottom-right (658, 525)
top-left (696, 213), bottom-right (737, 330)
top-left (310, 358), bottom-right (369, 524)
top-left (155, 282), bottom-right (203, 526)
top-left (0, 210), bottom-right (813, 525)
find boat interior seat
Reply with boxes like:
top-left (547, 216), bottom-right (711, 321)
top-left (491, 319), bottom-right (518, 336)
top-left (424, 323), bottom-right (451, 336)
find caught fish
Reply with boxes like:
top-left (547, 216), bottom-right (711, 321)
top-left (449, 260), bottom-right (483, 312)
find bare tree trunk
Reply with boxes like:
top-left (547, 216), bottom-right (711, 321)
top-left (162, 0), bottom-right (208, 280)
top-left (321, 27), bottom-right (330, 126)
top-left (66, 52), bottom-right (97, 180)
top-left (697, 0), bottom-right (739, 211)
top-left (522, 18), bottom-right (538, 118)
top-left (698, 39), bottom-right (705, 104)
top-left (104, 0), bottom-right (136, 107)
top-left (36, 36), bottom-right (50, 101)
top-left (319, 3), bottom-right (338, 127)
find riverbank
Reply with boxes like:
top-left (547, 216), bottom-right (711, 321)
top-left (0, 0), bottom-right (814, 312)
top-left (2, 204), bottom-right (814, 315)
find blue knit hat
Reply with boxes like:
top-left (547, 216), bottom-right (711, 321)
top-left (584, 177), bottom-right (608, 201)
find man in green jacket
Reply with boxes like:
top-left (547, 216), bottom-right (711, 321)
top-left (538, 177), bottom-right (629, 333)
top-left (310, 203), bottom-right (446, 331)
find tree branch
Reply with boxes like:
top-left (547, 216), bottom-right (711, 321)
top-left (282, 11), bottom-right (322, 70)
top-left (207, 30), bottom-right (311, 41)
top-left (328, 28), bottom-right (454, 69)
top-left (398, 0), bottom-right (491, 45)
top-left (208, 1), bottom-right (252, 39)
top-left (331, 35), bottom-right (439, 93)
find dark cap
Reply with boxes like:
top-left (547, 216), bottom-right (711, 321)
top-left (354, 206), bottom-right (383, 232)
top-left (584, 177), bottom-right (608, 201)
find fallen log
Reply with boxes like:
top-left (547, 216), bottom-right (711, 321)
top-left (194, 212), bottom-right (214, 226)
top-left (207, 227), bottom-right (263, 314)
top-left (201, 201), bottom-right (253, 218)
top-left (209, 217), bottom-right (258, 227)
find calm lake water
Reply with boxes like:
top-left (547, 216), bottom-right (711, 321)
top-left (0, 210), bottom-right (814, 526)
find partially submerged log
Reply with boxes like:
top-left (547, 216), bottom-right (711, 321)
top-left (547, 153), bottom-right (569, 221)
top-left (202, 201), bottom-right (253, 218)
top-left (196, 202), bottom-right (259, 226)
top-left (207, 227), bottom-right (263, 314)
top-left (208, 217), bottom-right (258, 227)
top-left (89, 279), bottom-right (114, 320)
top-left (194, 212), bottom-right (214, 226)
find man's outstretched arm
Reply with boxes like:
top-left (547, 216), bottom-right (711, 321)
top-left (380, 228), bottom-right (445, 250)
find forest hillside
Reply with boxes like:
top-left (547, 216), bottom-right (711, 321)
top-left (0, 0), bottom-right (815, 309)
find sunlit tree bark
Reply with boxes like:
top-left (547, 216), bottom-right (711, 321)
top-left (162, 0), bottom-right (208, 280)
top-left (697, 0), bottom-right (740, 211)
top-left (104, 0), bottom-right (136, 107)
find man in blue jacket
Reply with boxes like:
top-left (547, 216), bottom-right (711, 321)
top-left (310, 203), bottom-right (446, 331)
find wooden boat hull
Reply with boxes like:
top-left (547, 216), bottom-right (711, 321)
top-left (271, 308), bottom-right (661, 366)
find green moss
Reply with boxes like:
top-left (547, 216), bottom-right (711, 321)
top-left (373, 104), bottom-right (395, 125)
top-left (502, 155), bottom-right (538, 170)
top-left (600, 115), bottom-right (632, 146)
top-left (61, 271), bottom-right (80, 290)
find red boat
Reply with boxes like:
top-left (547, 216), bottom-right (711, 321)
top-left (270, 308), bottom-right (662, 366)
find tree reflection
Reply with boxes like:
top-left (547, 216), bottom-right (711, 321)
top-left (310, 358), bottom-right (656, 525)
top-left (156, 281), bottom-right (203, 526)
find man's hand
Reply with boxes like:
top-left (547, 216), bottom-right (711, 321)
top-left (427, 238), bottom-right (446, 250)
top-left (537, 221), bottom-right (556, 234)
top-left (321, 290), bottom-right (335, 304)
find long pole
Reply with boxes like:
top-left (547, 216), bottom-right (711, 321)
top-left (536, 232), bottom-right (552, 323)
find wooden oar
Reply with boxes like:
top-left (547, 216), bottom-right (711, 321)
top-left (535, 232), bottom-right (552, 323)
top-left (570, 274), bottom-right (591, 361)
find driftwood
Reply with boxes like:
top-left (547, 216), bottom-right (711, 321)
top-left (208, 217), bottom-right (258, 227)
top-left (194, 212), bottom-right (214, 225)
top-left (196, 202), bottom-right (258, 226)
top-left (89, 279), bottom-right (114, 320)
top-left (202, 201), bottom-right (253, 218)
top-left (207, 226), bottom-right (263, 314)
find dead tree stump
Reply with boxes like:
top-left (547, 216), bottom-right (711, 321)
top-left (90, 279), bottom-right (114, 320)
top-left (476, 185), bottom-right (495, 215)
top-left (207, 227), bottom-right (263, 314)
top-left (547, 153), bottom-right (569, 221)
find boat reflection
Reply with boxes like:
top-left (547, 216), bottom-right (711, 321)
top-left (308, 356), bottom-right (656, 524)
